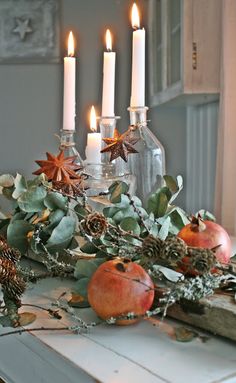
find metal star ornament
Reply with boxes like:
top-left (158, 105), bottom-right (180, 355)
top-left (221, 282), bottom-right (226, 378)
top-left (101, 129), bottom-right (139, 162)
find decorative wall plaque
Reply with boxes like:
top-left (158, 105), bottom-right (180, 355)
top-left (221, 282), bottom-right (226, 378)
top-left (0, 0), bottom-right (60, 63)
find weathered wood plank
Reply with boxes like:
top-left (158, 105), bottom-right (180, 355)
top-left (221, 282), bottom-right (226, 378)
top-left (167, 293), bottom-right (236, 341)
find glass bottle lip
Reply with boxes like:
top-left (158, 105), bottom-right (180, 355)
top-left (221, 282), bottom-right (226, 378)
top-left (127, 106), bottom-right (149, 112)
top-left (96, 116), bottom-right (121, 122)
top-left (60, 129), bottom-right (76, 134)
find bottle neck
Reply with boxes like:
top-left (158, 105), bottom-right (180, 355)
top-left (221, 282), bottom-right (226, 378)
top-left (59, 129), bottom-right (84, 167)
top-left (128, 106), bottom-right (148, 126)
top-left (60, 130), bottom-right (76, 149)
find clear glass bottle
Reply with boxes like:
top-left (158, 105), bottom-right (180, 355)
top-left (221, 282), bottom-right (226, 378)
top-left (127, 106), bottom-right (166, 204)
top-left (59, 129), bottom-right (84, 168)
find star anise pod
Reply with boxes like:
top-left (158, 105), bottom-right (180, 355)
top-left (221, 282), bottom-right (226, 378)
top-left (33, 150), bottom-right (81, 181)
top-left (101, 129), bottom-right (139, 162)
top-left (52, 173), bottom-right (85, 197)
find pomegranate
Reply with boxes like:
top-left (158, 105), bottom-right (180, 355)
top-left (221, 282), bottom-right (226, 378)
top-left (177, 216), bottom-right (232, 264)
top-left (88, 259), bottom-right (154, 325)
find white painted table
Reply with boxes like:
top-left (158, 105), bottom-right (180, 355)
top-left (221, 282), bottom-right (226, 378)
top-left (0, 277), bottom-right (235, 383)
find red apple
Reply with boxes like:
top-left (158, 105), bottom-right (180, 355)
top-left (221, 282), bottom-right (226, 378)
top-left (88, 259), bottom-right (155, 325)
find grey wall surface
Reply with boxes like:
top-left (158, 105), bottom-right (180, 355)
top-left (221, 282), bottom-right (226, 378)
top-left (0, 0), bottom-right (186, 208)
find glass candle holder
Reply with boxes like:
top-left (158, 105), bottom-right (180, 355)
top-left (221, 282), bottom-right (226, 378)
top-left (59, 129), bottom-right (84, 168)
top-left (127, 106), bottom-right (166, 204)
top-left (84, 116), bottom-right (136, 200)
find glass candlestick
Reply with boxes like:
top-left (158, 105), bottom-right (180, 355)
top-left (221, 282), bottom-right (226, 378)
top-left (84, 116), bottom-right (136, 200)
top-left (127, 106), bottom-right (166, 204)
top-left (59, 129), bottom-right (84, 168)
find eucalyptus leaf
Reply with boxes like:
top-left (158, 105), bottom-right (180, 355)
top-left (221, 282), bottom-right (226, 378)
top-left (46, 216), bottom-right (76, 253)
top-left (163, 175), bottom-right (178, 193)
top-left (74, 204), bottom-right (88, 220)
top-left (2, 186), bottom-right (14, 200)
top-left (149, 223), bottom-right (159, 237)
top-left (95, 250), bottom-right (108, 258)
top-left (160, 186), bottom-right (172, 202)
top-left (153, 265), bottom-right (184, 282)
top-left (11, 212), bottom-right (27, 223)
top-left (109, 181), bottom-right (129, 203)
top-left (0, 174), bottom-right (14, 188)
top-left (169, 175), bottom-right (183, 204)
top-left (106, 246), bottom-right (119, 255)
top-left (103, 206), bottom-right (120, 218)
top-left (73, 277), bottom-right (90, 299)
top-left (175, 326), bottom-right (197, 342)
top-left (44, 191), bottom-right (68, 211)
top-left (44, 209), bottom-right (66, 232)
top-left (27, 174), bottom-right (47, 187)
top-left (0, 218), bottom-right (10, 234)
top-left (120, 217), bottom-right (141, 235)
top-left (12, 173), bottom-right (28, 199)
top-left (18, 186), bottom-right (47, 212)
top-left (74, 258), bottom-right (104, 279)
top-left (80, 241), bottom-right (98, 254)
top-left (113, 194), bottom-right (130, 208)
top-left (158, 216), bottom-right (171, 240)
top-left (130, 196), bottom-right (143, 207)
top-left (7, 220), bottom-right (34, 253)
top-left (147, 191), bottom-right (169, 218)
top-left (112, 207), bottom-right (137, 223)
top-left (196, 209), bottom-right (216, 222)
top-left (169, 208), bottom-right (189, 233)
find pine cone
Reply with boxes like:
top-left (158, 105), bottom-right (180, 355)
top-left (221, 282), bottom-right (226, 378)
top-left (0, 258), bottom-right (26, 300)
top-left (3, 274), bottom-right (26, 300)
top-left (160, 235), bottom-right (187, 266)
top-left (83, 212), bottom-right (108, 238)
top-left (141, 235), bottom-right (163, 262)
top-left (0, 236), bottom-right (21, 263)
top-left (187, 247), bottom-right (216, 274)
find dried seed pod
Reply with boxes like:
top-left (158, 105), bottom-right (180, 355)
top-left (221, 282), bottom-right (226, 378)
top-left (187, 247), bottom-right (216, 274)
top-left (0, 258), bottom-right (26, 300)
top-left (83, 212), bottom-right (108, 238)
top-left (0, 236), bottom-right (21, 263)
top-left (160, 235), bottom-right (188, 266)
top-left (141, 235), bottom-right (163, 263)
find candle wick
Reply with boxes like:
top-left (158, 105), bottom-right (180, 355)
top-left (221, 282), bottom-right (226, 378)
top-left (133, 26), bottom-right (140, 31)
top-left (107, 48), bottom-right (112, 53)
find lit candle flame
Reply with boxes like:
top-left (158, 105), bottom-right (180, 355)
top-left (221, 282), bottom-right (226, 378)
top-left (68, 31), bottom-right (74, 57)
top-left (131, 3), bottom-right (140, 29)
top-left (90, 105), bottom-right (97, 132)
top-left (106, 29), bottom-right (112, 51)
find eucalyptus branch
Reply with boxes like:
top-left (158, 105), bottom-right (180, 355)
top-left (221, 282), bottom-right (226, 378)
top-left (106, 227), bottom-right (142, 252)
top-left (108, 222), bottom-right (144, 243)
top-left (21, 303), bottom-right (62, 319)
top-left (42, 182), bottom-right (89, 209)
top-left (32, 225), bottom-right (74, 274)
top-left (0, 326), bottom-right (84, 337)
top-left (125, 192), bottom-right (150, 233)
top-left (52, 300), bottom-right (98, 330)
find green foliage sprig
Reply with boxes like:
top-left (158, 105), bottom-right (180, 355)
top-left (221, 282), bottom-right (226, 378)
top-left (0, 173), bottom-right (78, 258)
